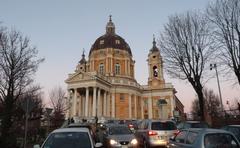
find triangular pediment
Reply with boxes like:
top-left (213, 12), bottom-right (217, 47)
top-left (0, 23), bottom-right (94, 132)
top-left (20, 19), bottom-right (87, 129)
top-left (65, 71), bottom-right (95, 83)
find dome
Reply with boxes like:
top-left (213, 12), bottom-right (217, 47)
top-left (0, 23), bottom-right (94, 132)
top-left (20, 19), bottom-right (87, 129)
top-left (89, 16), bottom-right (132, 56)
top-left (89, 34), bottom-right (132, 56)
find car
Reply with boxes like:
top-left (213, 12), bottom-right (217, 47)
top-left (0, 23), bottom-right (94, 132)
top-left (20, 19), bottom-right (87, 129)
top-left (33, 127), bottom-right (103, 148)
top-left (168, 128), bottom-right (240, 148)
top-left (221, 125), bottom-right (240, 142)
top-left (177, 121), bottom-right (209, 130)
top-left (102, 124), bottom-right (138, 148)
top-left (135, 119), bottom-right (178, 147)
top-left (67, 122), bottom-right (99, 142)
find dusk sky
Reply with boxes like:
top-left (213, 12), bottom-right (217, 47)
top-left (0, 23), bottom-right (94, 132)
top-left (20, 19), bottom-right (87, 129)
top-left (0, 0), bottom-right (239, 112)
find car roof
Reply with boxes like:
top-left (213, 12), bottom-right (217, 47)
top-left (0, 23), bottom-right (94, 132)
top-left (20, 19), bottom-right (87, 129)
top-left (226, 125), bottom-right (240, 127)
top-left (184, 121), bottom-right (206, 123)
top-left (185, 128), bottom-right (234, 134)
top-left (68, 123), bottom-right (93, 127)
top-left (107, 124), bottom-right (129, 128)
top-left (145, 119), bottom-right (175, 122)
top-left (51, 127), bottom-right (90, 133)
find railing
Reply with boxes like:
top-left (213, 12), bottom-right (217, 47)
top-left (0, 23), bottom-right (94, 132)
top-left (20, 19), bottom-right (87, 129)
top-left (141, 83), bottom-right (173, 89)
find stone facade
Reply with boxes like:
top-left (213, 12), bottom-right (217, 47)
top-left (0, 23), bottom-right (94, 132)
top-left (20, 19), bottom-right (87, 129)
top-left (65, 17), bottom-right (181, 120)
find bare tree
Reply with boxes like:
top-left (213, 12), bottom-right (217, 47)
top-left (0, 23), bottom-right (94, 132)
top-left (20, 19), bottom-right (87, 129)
top-left (192, 88), bottom-right (221, 120)
top-left (207, 0), bottom-right (240, 85)
top-left (159, 11), bottom-right (215, 121)
top-left (49, 86), bottom-right (67, 128)
top-left (0, 27), bottom-right (44, 147)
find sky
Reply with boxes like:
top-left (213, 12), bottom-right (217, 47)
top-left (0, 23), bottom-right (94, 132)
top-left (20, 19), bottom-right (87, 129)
top-left (0, 0), bottom-right (239, 112)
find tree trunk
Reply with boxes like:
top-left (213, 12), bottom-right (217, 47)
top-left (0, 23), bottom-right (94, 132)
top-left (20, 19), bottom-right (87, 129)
top-left (188, 77), bottom-right (205, 121)
top-left (196, 89), bottom-right (205, 121)
top-left (0, 96), bottom-right (15, 148)
top-left (235, 69), bottom-right (240, 85)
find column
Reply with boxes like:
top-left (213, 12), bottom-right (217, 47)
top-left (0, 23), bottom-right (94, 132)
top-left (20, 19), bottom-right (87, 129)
top-left (73, 88), bottom-right (77, 116)
top-left (103, 91), bottom-right (107, 116)
top-left (92, 87), bottom-right (97, 116)
top-left (148, 97), bottom-right (153, 119)
top-left (129, 94), bottom-right (132, 119)
top-left (107, 93), bottom-right (111, 117)
top-left (97, 88), bottom-right (101, 117)
top-left (85, 87), bottom-right (89, 117)
top-left (111, 93), bottom-right (115, 118)
top-left (78, 95), bottom-right (82, 116)
top-left (134, 95), bottom-right (137, 118)
top-left (171, 96), bottom-right (175, 118)
top-left (82, 95), bottom-right (85, 117)
top-left (128, 60), bottom-right (130, 76)
top-left (141, 97), bottom-right (144, 119)
top-left (125, 59), bottom-right (127, 75)
top-left (66, 90), bottom-right (71, 119)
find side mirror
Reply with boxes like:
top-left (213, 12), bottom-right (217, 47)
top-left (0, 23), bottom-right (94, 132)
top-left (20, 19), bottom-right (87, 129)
top-left (33, 144), bottom-right (40, 148)
top-left (95, 142), bottom-right (103, 147)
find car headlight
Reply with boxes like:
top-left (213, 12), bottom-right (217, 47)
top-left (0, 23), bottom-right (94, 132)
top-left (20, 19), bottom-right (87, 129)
top-left (130, 138), bottom-right (138, 145)
top-left (110, 139), bottom-right (118, 145)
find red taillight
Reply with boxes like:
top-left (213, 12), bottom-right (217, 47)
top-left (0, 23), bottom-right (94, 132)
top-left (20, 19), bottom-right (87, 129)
top-left (128, 124), bottom-right (133, 128)
top-left (148, 130), bottom-right (158, 136)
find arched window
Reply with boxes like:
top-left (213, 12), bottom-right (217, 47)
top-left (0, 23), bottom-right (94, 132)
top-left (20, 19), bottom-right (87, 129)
top-left (115, 63), bottom-right (120, 75)
top-left (99, 63), bottom-right (104, 74)
top-left (153, 65), bottom-right (158, 77)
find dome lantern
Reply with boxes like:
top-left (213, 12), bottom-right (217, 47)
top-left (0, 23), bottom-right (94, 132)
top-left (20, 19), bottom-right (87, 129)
top-left (106, 15), bottom-right (115, 34)
top-left (150, 34), bottom-right (159, 53)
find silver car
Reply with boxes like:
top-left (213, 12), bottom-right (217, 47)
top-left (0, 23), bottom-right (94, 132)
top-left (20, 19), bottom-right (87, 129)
top-left (34, 127), bottom-right (103, 148)
top-left (168, 128), bottom-right (240, 148)
top-left (135, 119), bottom-right (178, 147)
top-left (102, 124), bottom-right (138, 148)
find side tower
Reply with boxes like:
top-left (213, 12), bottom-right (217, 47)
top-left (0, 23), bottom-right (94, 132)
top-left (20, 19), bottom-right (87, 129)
top-left (147, 36), bottom-right (165, 87)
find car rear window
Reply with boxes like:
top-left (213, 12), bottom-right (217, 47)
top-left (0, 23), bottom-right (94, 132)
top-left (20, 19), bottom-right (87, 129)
top-left (43, 132), bottom-right (92, 148)
top-left (189, 123), bottom-right (208, 128)
top-left (204, 133), bottom-right (239, 148)
top-left (151, 121), bottom-right (177, 130)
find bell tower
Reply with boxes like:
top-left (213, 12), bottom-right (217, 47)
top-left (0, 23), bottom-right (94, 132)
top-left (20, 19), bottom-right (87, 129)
top-left (76, 50), bottom-right (87, 72)
top-left (147, 35), bottom-right (165, 87)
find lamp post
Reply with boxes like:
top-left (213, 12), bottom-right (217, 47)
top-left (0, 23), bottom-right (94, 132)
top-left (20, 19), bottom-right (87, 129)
top-left (210, 63), bottom-right (224, 113)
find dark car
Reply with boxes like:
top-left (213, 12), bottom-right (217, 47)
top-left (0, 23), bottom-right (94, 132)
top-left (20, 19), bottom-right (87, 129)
top-left (177, 121), bottom-right (209, 130)
top-left (102, 124), bottom-right (138, 148)
top-left (221, 125), bottom-right (240, 142)
top-left (135, 119), bottom-right (178, 147)
top-left (168, 128), bottom-right (240, 148)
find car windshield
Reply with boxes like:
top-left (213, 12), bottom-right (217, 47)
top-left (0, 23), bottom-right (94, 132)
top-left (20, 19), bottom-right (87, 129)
top-left (204, 133), bottom-right (239, 148)
top-left (151, 121), bottom-right (177, 130)
top-left (42, 132), bottom-right (92, 148)
top-left (109, 126), bottom-right (132, 135)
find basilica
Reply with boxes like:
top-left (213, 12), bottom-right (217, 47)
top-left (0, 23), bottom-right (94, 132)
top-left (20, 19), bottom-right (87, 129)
top-left (65, 16), bottom-right (183, 120)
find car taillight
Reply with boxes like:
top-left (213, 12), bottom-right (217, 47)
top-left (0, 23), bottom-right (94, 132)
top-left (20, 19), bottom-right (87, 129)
top-left (148, 130), bottom-right (158, 136)
top-left (128, 124), bottom-right (133, 128)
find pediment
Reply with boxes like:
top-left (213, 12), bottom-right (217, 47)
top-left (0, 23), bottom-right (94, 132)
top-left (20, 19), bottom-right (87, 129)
top-left (65, 71), bottom-right (94, 83)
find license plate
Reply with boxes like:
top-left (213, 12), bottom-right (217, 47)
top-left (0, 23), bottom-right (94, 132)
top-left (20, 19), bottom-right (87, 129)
top-left (121, 146), bottom-right (128, 148)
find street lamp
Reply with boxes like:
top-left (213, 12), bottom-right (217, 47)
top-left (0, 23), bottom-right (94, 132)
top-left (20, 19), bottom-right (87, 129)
top-left (210, 63), bottom-right (224, 113)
